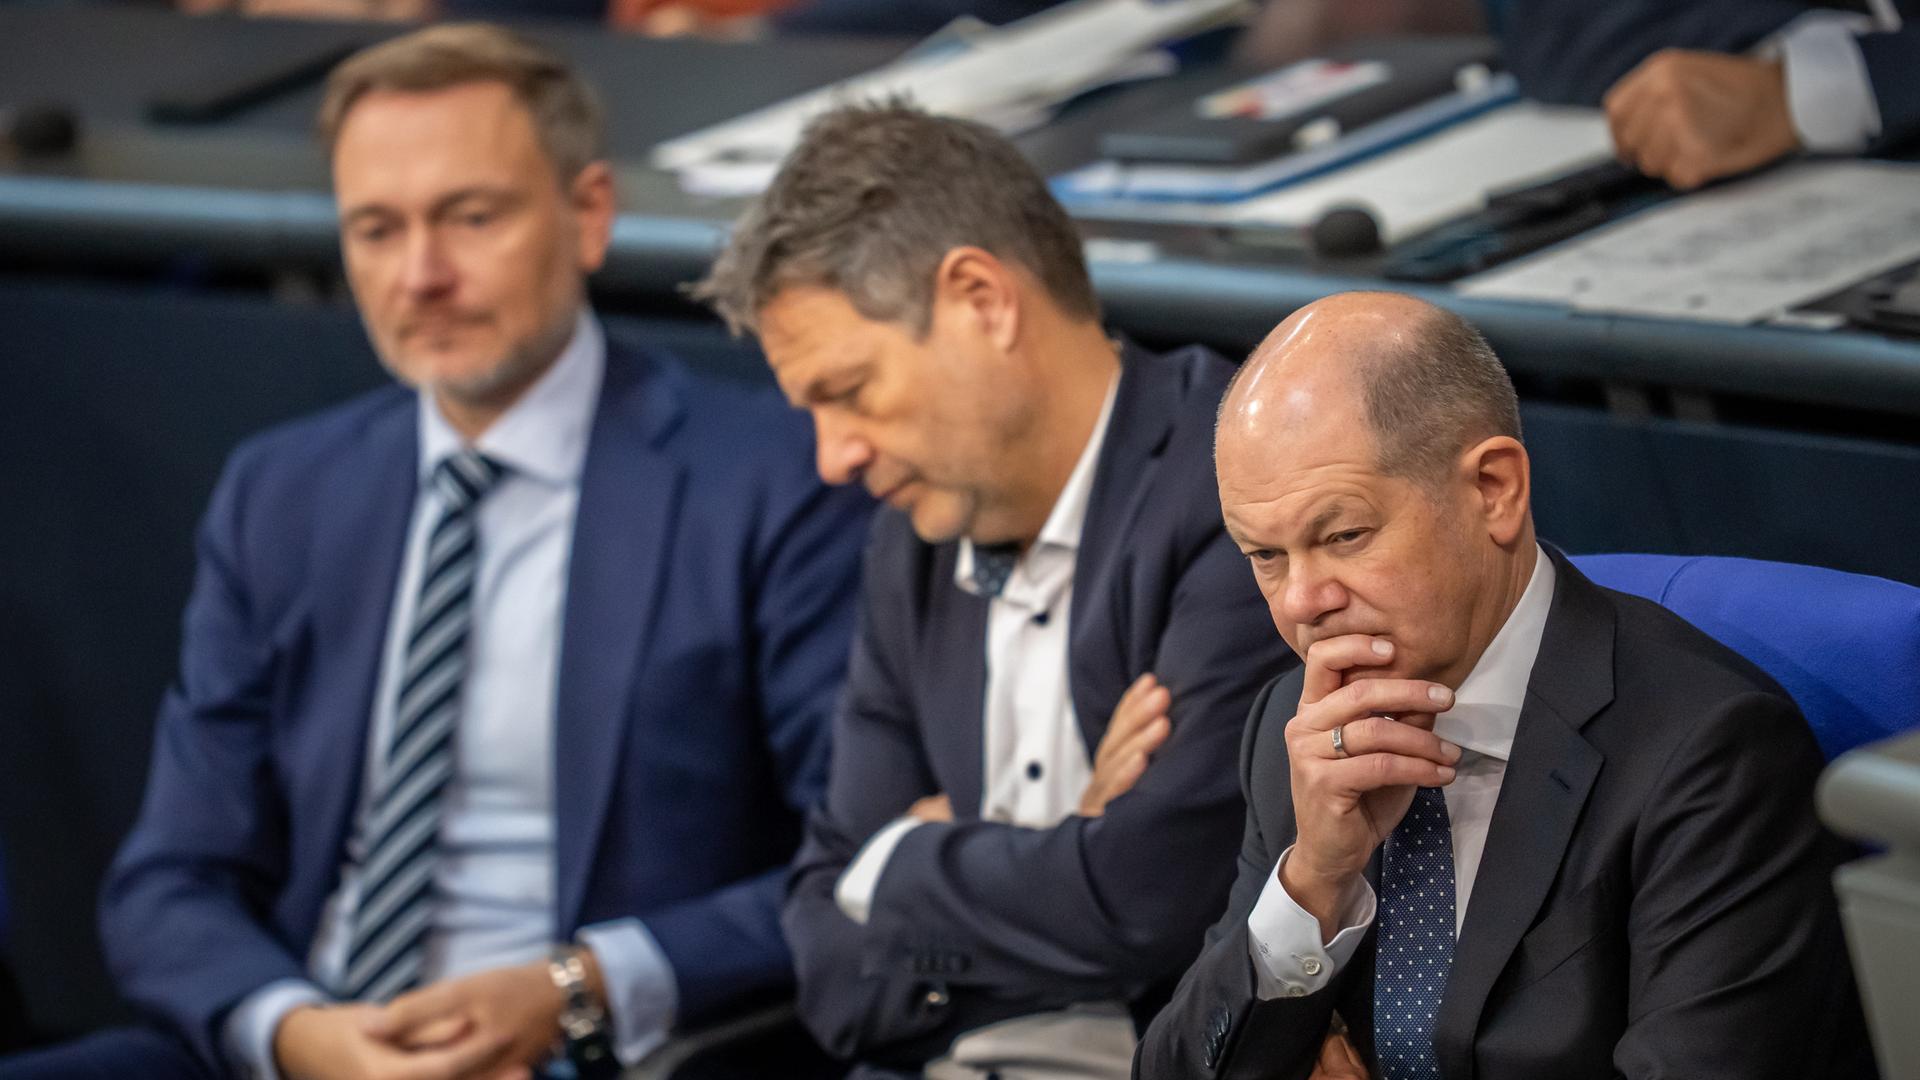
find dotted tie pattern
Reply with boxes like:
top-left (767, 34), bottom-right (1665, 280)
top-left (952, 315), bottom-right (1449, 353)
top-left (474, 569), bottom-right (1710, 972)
top-left (970, 541), bottom-right (1022, 598)
top-left (1373, 785), bottom-right (1456, 1080)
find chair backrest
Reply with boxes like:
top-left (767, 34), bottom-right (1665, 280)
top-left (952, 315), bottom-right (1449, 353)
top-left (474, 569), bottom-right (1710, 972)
top-left (1570, 554), bottom-right (1920, 760)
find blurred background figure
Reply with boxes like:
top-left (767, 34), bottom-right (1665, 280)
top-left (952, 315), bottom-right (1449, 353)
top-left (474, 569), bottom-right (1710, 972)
top-left (176, 0), bottom-right (435, 19)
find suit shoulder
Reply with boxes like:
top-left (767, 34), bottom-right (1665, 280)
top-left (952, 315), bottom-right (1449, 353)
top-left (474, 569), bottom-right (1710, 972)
top-left (1602, 585), bottom-right (1793, 707)
top-left (632, 349), bottom-right (818, 472)
top-left (1590, 583), bottom-right (1819, 770)
top-left (1160, 342), bottom-right (1239, 418)
top-left (219, 383), bottom-right (412, 493)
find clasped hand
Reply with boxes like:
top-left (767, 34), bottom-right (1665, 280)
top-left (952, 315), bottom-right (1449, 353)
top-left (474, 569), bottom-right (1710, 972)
top-left (1281, 634), bottom-right (1458, 940)
top-left (274, 962), bottom-right (570, 1080)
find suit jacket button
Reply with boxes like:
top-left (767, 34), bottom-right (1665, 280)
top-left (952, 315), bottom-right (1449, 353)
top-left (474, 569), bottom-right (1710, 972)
top-left (925, 987), bottom-right (950, 1008)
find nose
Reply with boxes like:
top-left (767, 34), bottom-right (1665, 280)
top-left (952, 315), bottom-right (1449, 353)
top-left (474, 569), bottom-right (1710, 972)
top-left (812, 410), bottom-right (875, 487)
top-left (399, 226), bottom-right (457, 300)
top-left (1277, 556), bottom-right (1348, 630)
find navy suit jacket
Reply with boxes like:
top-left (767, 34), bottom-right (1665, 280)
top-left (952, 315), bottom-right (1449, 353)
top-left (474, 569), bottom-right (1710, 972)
top-left (97, 339), bottom-right (871, 1072)
top-left (1136, 548), bottom-right (1873, 1080)
top-left (781, 343), bottom-right (1298, 1069)
top-left (1502, 0), bottom-right (1920, 147)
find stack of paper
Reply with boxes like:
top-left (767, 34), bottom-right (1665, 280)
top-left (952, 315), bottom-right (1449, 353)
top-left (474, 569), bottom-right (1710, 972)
top-left (1221, 101), bottom-right (1614, 244)
top-left (652, 0), bottom-right (1253, 196)
top-left (1458, 160), bottom-right (1920, 324)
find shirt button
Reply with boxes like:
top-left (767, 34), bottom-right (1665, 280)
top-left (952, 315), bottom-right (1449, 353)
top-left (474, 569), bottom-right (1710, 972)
top-left (1301, 957), bottom-right (1323, 976)
top-left (1032, 610), bottom-right (1051, 626)
top-left (1285, 984), bottom-right (1307, 998)
top-left (925, 988), bottom-right (950, 1007)
top-left (1026, 761), bottom-right (1044, 781)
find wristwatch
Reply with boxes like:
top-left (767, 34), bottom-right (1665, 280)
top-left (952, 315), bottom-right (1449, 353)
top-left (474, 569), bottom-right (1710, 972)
top-left (548, 945), bottom-right (621, 1080)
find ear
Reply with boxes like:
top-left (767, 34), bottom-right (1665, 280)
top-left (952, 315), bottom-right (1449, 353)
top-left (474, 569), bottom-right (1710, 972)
top-left (1461, 436), bottom-right (1531, 546)
top-left (569, 160), bottom-right (617, 274)
top-left (929, 246), bottom-right (1022, 352)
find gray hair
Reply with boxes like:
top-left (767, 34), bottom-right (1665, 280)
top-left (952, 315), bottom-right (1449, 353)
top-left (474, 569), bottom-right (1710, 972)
top-left (693, 100), bottom-right (1100, 336)
top-left (1358, 305), bottom-right (1522, 485)
top-left (319, 23), bottom-right (604, 182)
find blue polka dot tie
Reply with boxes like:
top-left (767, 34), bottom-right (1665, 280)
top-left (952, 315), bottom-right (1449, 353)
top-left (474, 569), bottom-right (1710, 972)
top-left (1374, 786), bottom-right (1455, 1080)
top-left (970, 541), bottom-right (1021, 598)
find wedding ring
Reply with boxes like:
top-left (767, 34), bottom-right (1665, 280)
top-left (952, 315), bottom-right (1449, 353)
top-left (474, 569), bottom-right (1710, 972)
top-left (1330, 724), bottom-right (1348, 757)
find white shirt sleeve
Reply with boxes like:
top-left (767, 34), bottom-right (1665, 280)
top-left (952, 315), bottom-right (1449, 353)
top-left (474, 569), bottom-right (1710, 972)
top-left (1780, 17), bottom-right (1885, 152)
top-left (833, 816), bottom-right (924, 926)
top-left (1245, 846), bottom-right (1376, 1000)
top-left (576, 918), bottom-right (679, 1065)
top-left (221, 978), bottom-right (332, 1080)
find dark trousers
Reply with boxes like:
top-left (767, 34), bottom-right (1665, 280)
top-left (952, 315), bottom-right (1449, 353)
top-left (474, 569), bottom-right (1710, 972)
top-left (0, 1027), bottom-right (212, 1080)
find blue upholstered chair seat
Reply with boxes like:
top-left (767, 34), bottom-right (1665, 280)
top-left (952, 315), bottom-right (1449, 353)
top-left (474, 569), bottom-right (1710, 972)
top-left (1571, 553), bottom-right (1920, 759)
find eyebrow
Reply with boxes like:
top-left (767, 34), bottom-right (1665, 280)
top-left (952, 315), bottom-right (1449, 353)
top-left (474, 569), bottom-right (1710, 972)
top-left (339, 185), bottom-right (520, 227)
top-left (798, 359), bottom-right (873, 406)
top-left (1305, 500), bottom-right (1360, 539)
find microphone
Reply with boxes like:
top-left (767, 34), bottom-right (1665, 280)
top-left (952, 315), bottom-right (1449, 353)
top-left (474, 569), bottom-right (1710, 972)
top-left (1226, 203), bottom-right (1385, 260)
top-left (1308, 205), bottom-right (1382, 259)
top-left (1, 104), bottom-right (79, 158)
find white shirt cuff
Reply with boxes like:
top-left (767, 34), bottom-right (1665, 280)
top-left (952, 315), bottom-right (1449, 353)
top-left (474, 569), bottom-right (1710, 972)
top-left (833, 816), bottom-right (924, 926)
top-left (1781, 18), bottom-right (1884, 152)
top-left (576, 918), bottom-right (679, 1066)
top-left (221, 978), bottom-right (332, 1080)
top-left (1245, 846), bottom-right (1375, 1001)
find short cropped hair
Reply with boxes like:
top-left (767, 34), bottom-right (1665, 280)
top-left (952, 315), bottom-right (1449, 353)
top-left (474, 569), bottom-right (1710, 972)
top-left (695, 101), bottom-right (1100, 336)
top-left (318, 23), bottom-right (603, 181)
top-left (1359, 305), bottom-right (1522, 485)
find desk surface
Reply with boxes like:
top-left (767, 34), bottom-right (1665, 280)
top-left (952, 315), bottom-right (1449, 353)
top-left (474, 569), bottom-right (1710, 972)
top-left (6, 6), bottom-right (1920, 418)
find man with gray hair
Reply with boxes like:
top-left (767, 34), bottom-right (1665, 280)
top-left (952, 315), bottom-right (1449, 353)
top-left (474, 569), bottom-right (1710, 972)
top-left (699, 102), bottom-right (1294, 1077)
top-left (1137, 291), bottom-right (1871, 1078)
top-left (2, 23), bottom-right (867, 1080)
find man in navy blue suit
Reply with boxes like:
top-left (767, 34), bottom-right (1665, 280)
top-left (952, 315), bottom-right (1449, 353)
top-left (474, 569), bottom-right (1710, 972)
top-left (1492, 0), bottom-right (1920, 189)
top-left (1, 23), bottom-right (866, 1080)
top-left (697, 103), bottom-right (1297, 1079)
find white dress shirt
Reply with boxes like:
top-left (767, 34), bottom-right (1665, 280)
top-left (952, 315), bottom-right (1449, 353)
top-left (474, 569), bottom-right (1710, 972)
top-left (1246, 546), bottom-right (1556, 1000)
top-left (1773, 7), bottom-right (1902, 153)
top-left (224, 312), bottom-right (676, 1076)
top-left (834, 376), bottom-right (1136, 1079)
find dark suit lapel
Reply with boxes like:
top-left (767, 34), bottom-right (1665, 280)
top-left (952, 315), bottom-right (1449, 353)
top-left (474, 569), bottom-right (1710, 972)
top-left (1067, 342), bottom-right (1181, 753)
top-left (298, 397), bottom-right (417, 930)
top-left (1435, 550), bottom-right (1613, 1080)
top-left (922, 544), bottom-right (990, 815)
top-left (553, 346), bottom-right (686, 931)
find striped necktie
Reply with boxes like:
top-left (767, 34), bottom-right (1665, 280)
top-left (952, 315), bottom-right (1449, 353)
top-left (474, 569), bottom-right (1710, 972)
top-left (339, 449), bottom-right (504, 1002)
top-left (1373, 786), bottom-right (1456, 1080)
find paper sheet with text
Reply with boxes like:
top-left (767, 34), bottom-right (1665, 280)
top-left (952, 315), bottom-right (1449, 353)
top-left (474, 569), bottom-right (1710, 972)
top-left (1458, 161), bottom-right (1920, 324)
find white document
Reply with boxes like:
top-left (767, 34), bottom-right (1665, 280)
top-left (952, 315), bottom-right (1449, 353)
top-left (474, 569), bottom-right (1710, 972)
top-left (652, 0), bottom-right (1251, 182)
top-left (1221, 101), bottom-right (1615, 244)
top-left (1458, 160), bottom-right (1920, 324)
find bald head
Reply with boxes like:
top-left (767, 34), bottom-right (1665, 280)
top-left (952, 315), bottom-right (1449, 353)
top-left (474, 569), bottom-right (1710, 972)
top-left (1215, 291), bottom-right (1537, 690)
top-left (1220, 291), bottom-right (1520, 487)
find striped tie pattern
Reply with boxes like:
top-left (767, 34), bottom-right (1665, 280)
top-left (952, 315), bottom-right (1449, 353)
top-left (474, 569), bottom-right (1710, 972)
top-left (1373, 785), bottom-right (1456, 1080)
top-left (339, 449), bottom-right (504, 1002)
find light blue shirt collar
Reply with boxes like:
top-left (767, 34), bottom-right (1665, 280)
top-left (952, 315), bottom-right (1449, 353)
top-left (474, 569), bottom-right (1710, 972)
top-left (417, 310), bottom-right (604, 489)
